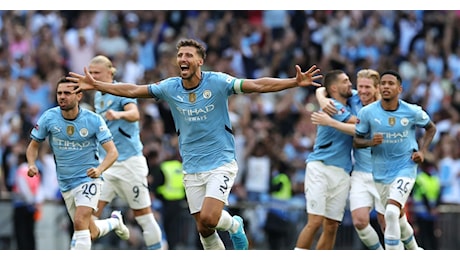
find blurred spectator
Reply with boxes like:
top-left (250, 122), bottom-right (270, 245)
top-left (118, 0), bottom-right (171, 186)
top-left (135, 30), bottom-right (157, 71)
top-left (18, 74), bottom-right (53, 124)
top-left (263, 165), bottom-right (297, 250)
top-left (96, 22), bottom-right (129, 59)
top-left (10, 53), bottom-right (35, 80)
top-left (122, 12), bottom-right (140, 42)
top-left (436, 133), bottom-right (460, 205)
top-left (11, 151), bottom-right (41, 250)
top-left (398, 51), bottom-right (427, 93)
top-left (152, 155), bottom-right (188, 250)
top-left (63, 28), bottom-right (96, 75)
top-left (397, 11), bottom-right (423, 58)
top-left (122, 47), bottom-right (144, 84)
top-left (412, 160), bottom-right (441, 250)
top-left (7, 23), bottom-right (33, 61)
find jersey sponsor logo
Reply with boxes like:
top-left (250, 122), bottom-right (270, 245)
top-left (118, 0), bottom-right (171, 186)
top-left (67, 125), bottom-right (75, 136)
top-left (99, 125), bottom-right (108, 132)
top-left (80, 128), bottom-right (89, 137)
top-left (374, 118), bottom-right (381, 125)
top-left (176, 105), bottom-right (215, 122)
top-left (388, 117), bottom-right (395, 126)
top-left (53, 137), bottom-right (91, 150)
top-left (381, 130), bottom-right (409, 144)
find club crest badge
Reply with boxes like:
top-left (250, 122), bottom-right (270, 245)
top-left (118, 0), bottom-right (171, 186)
top-left (203, 90), bottom-right (211, 99)
top-left (67, 125), bottom-right (75, 136)
top-left (401, 118), bottom-right (409, 126)
top-left (80, 128), bottom-right (88, 137)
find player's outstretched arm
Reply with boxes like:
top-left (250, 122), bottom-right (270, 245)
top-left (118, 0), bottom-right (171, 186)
top-left (241, 64), bottom-right (322, 93)
top-left (67, 67), bottom-right (151, 98)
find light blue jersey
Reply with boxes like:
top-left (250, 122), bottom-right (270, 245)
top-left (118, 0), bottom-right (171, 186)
top-left (348, 90), bottom-right (373, 173)
top-left (307, 99), bottom-right (354, 173)
top-left (94, 89), bottom-right (142, 161)
top-left (148, 71), bottom-right (239, 173)
top-left (355, 100), bottom-right (431, 184)
top-left (30, 106), bottom-right (113, 192)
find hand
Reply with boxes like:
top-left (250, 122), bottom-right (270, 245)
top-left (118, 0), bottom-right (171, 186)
top-left (87, 167), bottom-right (102, 178)
top-left (105, 109), bottom-right (120, 121)
top-left (315, 87), bottom-right (337, 115)
top-left (295, 64), bottom-right (322, 88)
top-left (28, 165), bottom-right (39, 177)
top-left (320, 99), bottom-right (337, 116)
top-left (411, 150), bottom-right (424, 164)
top-left (372, 133), bottom-right (383, 146)
top-left (67, 67), bottom-right (97, 92)
top-left (311, 111), bottom-right (333, 126)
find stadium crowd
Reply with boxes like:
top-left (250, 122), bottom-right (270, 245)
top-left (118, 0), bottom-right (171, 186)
top-left (1, 10), bottom-right (460, 250)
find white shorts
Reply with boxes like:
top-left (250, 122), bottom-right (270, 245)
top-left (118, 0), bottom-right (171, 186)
top-left (349, 171), bottom-right (385, 214)
top-left (62, 178), bottom-right (103, 223)
top-left (375, 176), bottom-right (415, 208)
top-left (183, 160), bottom-right (237, 214)
top-left (304, 161), bottom-right (350, 222)
top-left (99, 155), bottom-right (151, 210)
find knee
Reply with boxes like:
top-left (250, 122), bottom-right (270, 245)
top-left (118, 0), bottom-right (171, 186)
top-left (323, 218), bottom-right (340, 232)
top-left (200, 214), bottom-right (218, 228)
top-left (384, 204), bottom-right (400, 223)
top-left (352, 214), bottom-right (369, 230)
top-left (73, 216), bottom-right (85, 230)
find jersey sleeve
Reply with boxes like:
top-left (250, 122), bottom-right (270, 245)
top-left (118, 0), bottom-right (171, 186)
top-left (414, 106), bottom-right (431, 128)
top-left (331, 100), bottom-right (352, 123)
top-left (355, 107), bottom-right (369, 136)
top-left (94, 114), bottom-right (113, 144)
top-left (147, 81), bottom-right (165, 101)
top-left (120, 96), bottom-right (138, 107)
top-left (211, 71), bottom-right (239, 96)
top-left (30, 111), bottom-right (50, 142)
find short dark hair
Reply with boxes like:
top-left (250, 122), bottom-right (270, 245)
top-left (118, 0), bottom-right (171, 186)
top-left (56, 76), bottom-right (80, 92)
top-left (323, 70), bottom-right (345, 96)
top-left (380, 70), bottom-right (402, 84)
top-left (176, 38), bottom-right (207, 60)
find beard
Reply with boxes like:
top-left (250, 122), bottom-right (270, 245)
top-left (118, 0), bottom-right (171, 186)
top-left (59, 102), bottom-right (76, 111)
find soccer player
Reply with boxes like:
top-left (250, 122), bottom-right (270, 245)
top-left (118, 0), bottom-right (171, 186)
top-left (313, 69), bottom-right (386, 250)
top-left (295, 70), bottom-right (354, 250)
top-left (354, 70), bottom-right (436, 250)
top-left (26, 77), bottom-right (129, 250)
top-left (89, 55), bottom-right (163, 250)
top-left (67, 38), bottom-right (322, 250)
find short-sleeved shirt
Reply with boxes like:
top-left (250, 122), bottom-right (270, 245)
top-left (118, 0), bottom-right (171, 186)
top-left (94, 88), bottom-right (143, 161)
top-left (148, 71), bottom-right (241, 173)
top-left (355, 99), bottom-right (431, 184)
top-left (30, 106), bottom-right (113, 192)
top-left (307, 98), bottom-right (354, 173)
